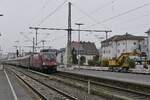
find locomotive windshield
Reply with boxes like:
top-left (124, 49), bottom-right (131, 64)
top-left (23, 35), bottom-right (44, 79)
top-left (43, 53), bottom-right (56, 59)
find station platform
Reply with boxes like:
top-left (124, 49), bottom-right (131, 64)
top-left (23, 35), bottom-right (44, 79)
top-left (0, 65), bottom-right (38, 100)
top-left (58, 67), bottom-right (150, 86)
top-left (0, 67), bottom-right (14, 100)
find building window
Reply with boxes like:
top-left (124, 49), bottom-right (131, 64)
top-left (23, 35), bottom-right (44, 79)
top-left (118, 49), bottom-right (120, 53)
top-left (133, 42), bottom-right (136, 45)
top-left (123, 42), bottom-right (125, 45)
top-left (123, 49), bottom-right (125, 52)
top-left (117, 43), bottom-right (120, 46)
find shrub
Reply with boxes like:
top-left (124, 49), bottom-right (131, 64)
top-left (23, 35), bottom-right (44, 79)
top-left (80, 56), bottom-right (86, 65)
top-left (88, 60), bottom-right (95, 66)
top-left (127, 58), bottom-right (135, 68)
top-left (95, 60), bottom-right (101, 66)
top-left (101, 59), bottom-right (109, 67)
top-left (71, 48), bottom-right (78, 64)
top-left (93, 55), bottom-right (99, 61)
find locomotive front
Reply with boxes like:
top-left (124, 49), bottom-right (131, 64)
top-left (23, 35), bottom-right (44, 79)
top-left (41, 52), bottom-right (57, 72)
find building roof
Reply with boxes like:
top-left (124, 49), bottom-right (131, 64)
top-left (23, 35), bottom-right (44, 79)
top-left (101, 33), bottom-right (147, 43)
top-left (71, 41), bottom-right (98, 55)
top-left (145, 28), bottom-right (150, 34)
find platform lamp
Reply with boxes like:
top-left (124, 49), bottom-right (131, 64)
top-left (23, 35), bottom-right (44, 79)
top-left (0, 14), bottom-right (3, 53)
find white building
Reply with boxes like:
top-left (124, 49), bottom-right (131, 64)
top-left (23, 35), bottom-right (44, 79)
top-left (101, 33), bottom-right (148, 59)
top-left (145, 29), bottom-right (150, 60)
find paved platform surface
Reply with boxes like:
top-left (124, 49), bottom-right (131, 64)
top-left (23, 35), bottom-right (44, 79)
top-left (0, 65), bottom-right (38, 100)
top-left (0, 69), bottom-right (14, 100)
top-left (58, 67), bottom-right (150, 86)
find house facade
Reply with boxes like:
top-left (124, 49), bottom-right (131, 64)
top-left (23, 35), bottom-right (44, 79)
top-left (63, 41), bottom-right (98, 65)
top-left (101, 33), bottom-right (148, 59)
top-left (71, 41), bottom-right (99, 65)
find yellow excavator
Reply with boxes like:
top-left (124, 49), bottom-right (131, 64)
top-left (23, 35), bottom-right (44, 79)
top-left (108, 51), bottom-right (147, 72)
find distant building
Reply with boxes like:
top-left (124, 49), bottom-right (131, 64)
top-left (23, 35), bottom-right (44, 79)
top-left (7, 52), bottom-right (16, 59)
top-left (57, 48), bottom-right (65, 64)
top-left (63, 41), bottom-right (98, 65)
top-left (145, 28), bottom-right (150, 60)
top-left (101, 33), bottom-right (148, 59)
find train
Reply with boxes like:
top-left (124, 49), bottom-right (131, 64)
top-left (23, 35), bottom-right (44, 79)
top-left (3, 52), bottom-right (58, 73)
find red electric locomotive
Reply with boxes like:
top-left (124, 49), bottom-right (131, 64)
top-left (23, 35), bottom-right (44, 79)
top-left (4, 52), bottom-right (57, 73)
top-left (31, 52), bottom-right (57, 73)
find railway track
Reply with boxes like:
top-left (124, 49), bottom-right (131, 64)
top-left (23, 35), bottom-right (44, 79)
top-left (7, 65), bottom-right (150, 100)
top-left (6, 67), bottom-right (77, 100)
top-left (55, 71), bottom-right (150, 100)
top-left (7, 66), bottom-right (105, 100)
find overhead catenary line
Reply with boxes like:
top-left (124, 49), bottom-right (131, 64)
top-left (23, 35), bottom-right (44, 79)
top-left (26, 0), bottom-right (53, 29)
top-left (114, 11), bottom-right (150, 26)
top-left (29, 27), bottom-right (112, 33)
top-left (84, 1), bottom-right (150, 29)
top-left (72, 4), bottom-right (99, 23)
top-left (29, 26), bottom-right (112, 44)
top-left (38, 0), bottom-right (68, 26)
top-left (20, 32), bottom-right (32, 42)
top-left (73, 0), bottom-right (118, 23)
top-left (72, 3), bottom-right (110, 30)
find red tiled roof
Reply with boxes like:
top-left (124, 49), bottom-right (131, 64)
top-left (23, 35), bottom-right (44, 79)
top-left (71, 41), bottom-right (98, 55)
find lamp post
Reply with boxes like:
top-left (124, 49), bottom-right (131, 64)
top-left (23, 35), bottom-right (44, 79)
top-left (125, 32), bottom-right (128, 53)
top-left (41, 40), bottom-right (46, 50)
top-left (14, 41), bottom-right (20, 57)
top-left (0, 14), bottom-right (3, 68)
top-left (75, 23), bottom-right (84, 69)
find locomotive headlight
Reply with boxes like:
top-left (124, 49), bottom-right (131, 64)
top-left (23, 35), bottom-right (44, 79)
top-left (43, 62), bottom-right (46, 65)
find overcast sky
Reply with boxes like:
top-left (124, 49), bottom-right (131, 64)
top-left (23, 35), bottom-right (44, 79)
top-left (0, 0), bottom-right (150, 53)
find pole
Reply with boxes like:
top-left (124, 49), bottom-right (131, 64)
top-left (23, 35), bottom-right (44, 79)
top-left (88, 80), bottom-right (90, 94)
top-left (33, 38), bottom-right (35, 54)
top-left (78, 25), bottom-right (80, 69)
top-left (68, 2), bottom-right (72, 45)
top-left (41, 40), bottom-right (46, 50)
top-left (35, 28), bottom-right (38, 46)
top-left (67, 2), bottom-right (72, 67)
top-left (126, 32), bottom-right (127, 53)
top-left (75, 23), bottom-right (84, 69)
top-left (106, 31), bottom-right (108, 40)
top-left (30, 37), bottom-right (35, 70)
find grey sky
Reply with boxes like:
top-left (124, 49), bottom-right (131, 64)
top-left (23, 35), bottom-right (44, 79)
top-left (0, 0), bottom-right (150, 53)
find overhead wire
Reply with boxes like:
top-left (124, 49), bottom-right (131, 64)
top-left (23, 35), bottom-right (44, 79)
top-left (38, 0), bottom-right (68, 26)
top-left (71, 2), bottom-right (113, 42)
top-left (27, 0), bottom-right (53, 28)
top-left (72, 3), bottom-right (104, 26)
top-left (84, 1), bottom-right (150, 29)
top-left (73, 0), bottom-right (118, 23)
top-left (116, 11), bottom-right (150, 26)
